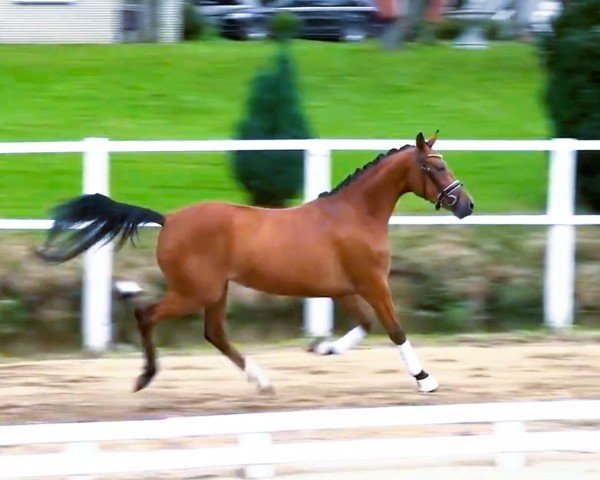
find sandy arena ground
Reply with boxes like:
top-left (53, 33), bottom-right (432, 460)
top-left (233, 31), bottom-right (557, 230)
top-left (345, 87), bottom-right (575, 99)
top-left (1, 340), bottom-right (599, 479)
top-left (1, 340), bottom-right (599, 423)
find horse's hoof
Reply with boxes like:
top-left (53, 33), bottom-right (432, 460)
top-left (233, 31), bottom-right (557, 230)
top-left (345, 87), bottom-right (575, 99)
top-left (258, 384), bottom-right (276, 396)
top-left (417, 374), bottom-right (439, 393)
top-left (309, 340), bottom-right (335, 356)
top-left (307, 338), bottom-right (326, 353)
top-left (133, 371), bottom-right (155, 392)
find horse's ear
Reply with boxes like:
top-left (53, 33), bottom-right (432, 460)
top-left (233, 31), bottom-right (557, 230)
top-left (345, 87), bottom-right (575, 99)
top-left (416, 132), bottom-right (427, 152)
top-left (427, 130), bottom-right (439, 148)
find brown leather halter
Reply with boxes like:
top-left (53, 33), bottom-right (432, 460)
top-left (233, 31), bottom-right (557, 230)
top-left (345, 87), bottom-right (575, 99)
top-left (417, 152), bottom-right (462, 211)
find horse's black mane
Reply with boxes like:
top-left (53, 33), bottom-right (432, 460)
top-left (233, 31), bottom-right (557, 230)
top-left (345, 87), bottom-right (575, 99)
top-left (318, 144), bottom-right (413, 198)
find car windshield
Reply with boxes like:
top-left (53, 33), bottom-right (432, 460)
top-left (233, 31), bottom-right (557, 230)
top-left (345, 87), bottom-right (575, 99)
top-left (270, 0), bottom-right (353, 7)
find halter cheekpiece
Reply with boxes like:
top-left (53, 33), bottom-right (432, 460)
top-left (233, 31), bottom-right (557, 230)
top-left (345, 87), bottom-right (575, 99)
top-left (418, 152), bottom-right (462, 211)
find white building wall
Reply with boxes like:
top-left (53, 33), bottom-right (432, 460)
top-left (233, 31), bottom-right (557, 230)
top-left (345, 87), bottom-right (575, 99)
top-left (0, 0), bottom-right (121, 44)
top-left (158, 0), bottom-right (183, 43)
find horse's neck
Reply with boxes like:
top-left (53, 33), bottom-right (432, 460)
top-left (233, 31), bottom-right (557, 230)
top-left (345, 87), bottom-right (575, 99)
top-left (336, 151), bottom-right (414, 224)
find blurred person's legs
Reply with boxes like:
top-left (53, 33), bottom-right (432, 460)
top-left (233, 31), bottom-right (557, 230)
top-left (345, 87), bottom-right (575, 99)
top-left (420, 0), bottom-right (445, 43)
top-left (407, 0), bottom-right (427, 40)
top-left (379, 0), bottom-right (409, 48)
top-left (381, 17), bottom-right (409, 48)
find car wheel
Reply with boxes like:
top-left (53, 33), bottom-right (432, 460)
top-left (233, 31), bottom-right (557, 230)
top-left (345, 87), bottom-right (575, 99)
top-left (243, 21), bottom-right (268, 40)
top-left (339, 24), bottom-right (366, 42)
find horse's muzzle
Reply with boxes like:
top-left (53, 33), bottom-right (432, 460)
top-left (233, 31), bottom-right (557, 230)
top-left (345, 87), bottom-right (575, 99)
top-left (453, 199), bottom-right (474, 219)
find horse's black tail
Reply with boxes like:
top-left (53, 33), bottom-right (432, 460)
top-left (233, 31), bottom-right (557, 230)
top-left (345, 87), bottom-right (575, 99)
top-left (36, 193), bottom-right (165, 264)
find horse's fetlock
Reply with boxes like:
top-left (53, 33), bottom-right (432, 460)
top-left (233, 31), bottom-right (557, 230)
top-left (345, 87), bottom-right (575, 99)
top-left (143, 363), bottom-right (157, 377)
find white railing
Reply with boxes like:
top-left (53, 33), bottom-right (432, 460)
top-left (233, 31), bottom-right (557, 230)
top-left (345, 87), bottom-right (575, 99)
top-left (0, 400), bottom-right (598, 478)
top-left (1, 138), bottom-right (599, 351)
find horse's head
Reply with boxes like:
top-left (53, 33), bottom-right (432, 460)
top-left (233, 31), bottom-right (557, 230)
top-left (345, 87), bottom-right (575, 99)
top-left (410, 131), bottom-right (474, 219)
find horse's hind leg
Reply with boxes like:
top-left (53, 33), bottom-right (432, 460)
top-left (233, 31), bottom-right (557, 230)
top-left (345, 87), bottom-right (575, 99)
top-left (204, 283), bottom-right (274, 394)
top-left (360, 277), bottom-right (438, 393)
top-left (310, 294), bottom-right (373, 355)
top-left (134, 291), bottom-right (198, 392)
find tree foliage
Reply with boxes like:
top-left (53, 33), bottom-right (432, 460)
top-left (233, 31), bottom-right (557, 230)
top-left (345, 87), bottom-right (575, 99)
top-left (183, 1), bottom-right (204, 40)
top-left (232, 46), bottom-right (312, 207)
top-left (542, 0), bottom-right (600, 211)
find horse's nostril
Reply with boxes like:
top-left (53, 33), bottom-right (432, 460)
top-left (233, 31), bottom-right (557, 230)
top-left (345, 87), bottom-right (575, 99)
top-left (469, 202), bottom-right (474, 210)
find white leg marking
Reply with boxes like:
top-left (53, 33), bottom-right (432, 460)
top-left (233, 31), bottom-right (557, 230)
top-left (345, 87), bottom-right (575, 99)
top-left (398, 340), bottom-right (438, 393)
top-left (244, 358), bottom-right (273, 392)
top-left (398, 340), bottom-right (423, 375)
top-left (314, 326), bottom-right (367, 355)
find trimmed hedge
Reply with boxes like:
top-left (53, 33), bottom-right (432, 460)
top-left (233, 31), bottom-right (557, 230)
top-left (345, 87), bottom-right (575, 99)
top-left (1, 228), bottom-right (598, 354)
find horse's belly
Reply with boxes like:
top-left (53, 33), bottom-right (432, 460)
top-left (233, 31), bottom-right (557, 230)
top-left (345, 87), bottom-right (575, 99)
top-left (233, 275), bottom-right (354, 297)
top-left (229, 207), bottom-right (354, 296)
top-left (231, 254), bottom-right (353, 297)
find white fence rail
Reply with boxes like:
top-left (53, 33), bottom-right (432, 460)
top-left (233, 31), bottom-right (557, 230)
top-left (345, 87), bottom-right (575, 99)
top-left (1, 400), bottom-right (599, 478)
top-left (1, 138), bottom-right (600, 351)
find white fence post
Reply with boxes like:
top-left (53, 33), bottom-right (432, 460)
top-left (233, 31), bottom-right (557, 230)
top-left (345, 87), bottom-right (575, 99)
top-left (303, 147), bottom-right (334, 338)
top-left (493, 421), bottom-right (526, 474)
top-left (239, 432), bottom-right (274, 479)
top-left (82, 137), bottom-right (113, 353)
top-left (544, 138), bottom-right (577, 329)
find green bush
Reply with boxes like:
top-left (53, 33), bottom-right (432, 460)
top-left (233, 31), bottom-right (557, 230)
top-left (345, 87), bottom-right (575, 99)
top-left (268, 12), bottom-right (301, 41)
top-left (485, 19), bottom-right (501, 40)
top-left (436, 19), bottom-right (462, 40)
top-left (0, 227), bottom-right (599, 352)
top-left (542, 0), bottom-right (600, 211)
top-left (435, 19), bottom-right (501, 42)
top-left (182, 1), bottom-right (204, 40)
top-left (231, 47), bottom-right (313, 207)
top-left (0, 298), bottom-right (29, 336)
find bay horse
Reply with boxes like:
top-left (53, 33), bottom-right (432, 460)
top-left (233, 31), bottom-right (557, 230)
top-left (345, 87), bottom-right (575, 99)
top-left (37, 132), bottom-right (473, 394)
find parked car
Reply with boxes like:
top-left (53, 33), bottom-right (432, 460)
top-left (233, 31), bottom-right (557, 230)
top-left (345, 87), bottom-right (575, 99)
top-left (219, 0), bottom-right (383, 42)
top-left (194, 0), bottom-right (261, 26)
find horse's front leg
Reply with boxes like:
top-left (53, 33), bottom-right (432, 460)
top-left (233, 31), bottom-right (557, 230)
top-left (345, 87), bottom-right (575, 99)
top-left (310, 294), bottom-right (373, 355)
top-left (360, 277), bottom-right (438, 393)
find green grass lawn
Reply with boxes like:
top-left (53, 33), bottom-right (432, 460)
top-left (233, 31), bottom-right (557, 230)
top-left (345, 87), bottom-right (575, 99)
top-left (0, 40), bottom-right (549, 218)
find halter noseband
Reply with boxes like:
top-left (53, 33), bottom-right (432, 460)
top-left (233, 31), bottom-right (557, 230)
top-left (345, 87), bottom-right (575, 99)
top-left (418, 152), bottom-right (462, 211)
